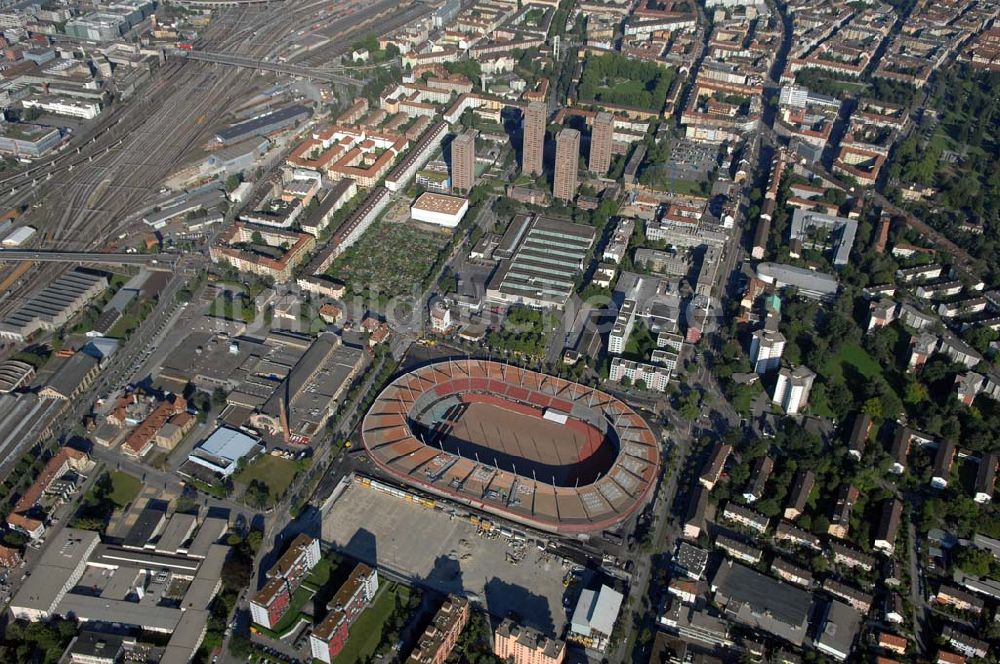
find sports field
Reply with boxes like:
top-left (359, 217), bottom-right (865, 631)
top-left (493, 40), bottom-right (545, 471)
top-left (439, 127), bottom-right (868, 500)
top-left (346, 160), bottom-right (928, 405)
top-left (415, 396), bottom-right (617, 486)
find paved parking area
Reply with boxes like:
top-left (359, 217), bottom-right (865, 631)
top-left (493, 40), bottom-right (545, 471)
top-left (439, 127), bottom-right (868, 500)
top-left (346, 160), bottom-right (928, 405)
top-left (322, 482), bottom-right (571, 635)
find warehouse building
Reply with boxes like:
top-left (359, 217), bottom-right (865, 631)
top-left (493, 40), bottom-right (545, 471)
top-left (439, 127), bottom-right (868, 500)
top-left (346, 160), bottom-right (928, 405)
top-left (214, 105), bottom-right (310, 146)
top-left (249, 333), bottom-right (367, 442)
top-left (185, 426), bottom-right (259, 477)
top-left (486, 216), bottom-right (596, 309)
top-left (11, 516), bottom-right (230, 664)
top-left (0, 359), bottom-right (34, 393)
top-left (569, 585), bottom-right (623, 652)
top-left (0, 123), bottom-right (61, 158)
top-left (410, 192), bottom-right (469, 228)
top-left (2, 225), bottom-right (37, 247)
top-left (0, 268), bottom-right (108, 341)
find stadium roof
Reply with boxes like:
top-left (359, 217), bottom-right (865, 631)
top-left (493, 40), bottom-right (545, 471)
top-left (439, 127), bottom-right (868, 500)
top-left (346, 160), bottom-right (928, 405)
top-left (361, 360), bottom-right (659, 534)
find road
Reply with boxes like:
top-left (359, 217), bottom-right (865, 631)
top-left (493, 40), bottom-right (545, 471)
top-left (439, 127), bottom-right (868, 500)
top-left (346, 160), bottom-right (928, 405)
top-left (906, 497), bottom-right (929, 652)
top-left (175, 50), bottom-right (363, 87)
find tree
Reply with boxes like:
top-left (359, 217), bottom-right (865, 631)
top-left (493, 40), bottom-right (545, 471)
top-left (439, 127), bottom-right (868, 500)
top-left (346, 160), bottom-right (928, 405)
top-left (955, 547), bottom-right (995, 577)
top-left (212, 387), bottom-right (228, 407)
top-left (904, 380), bottom-right (929, 405)
top-left (812, 515), bottom-right (830, 535)
top-left (244, 480), bottom-right (270, 508)
top-left (862, 396), bottom-right (883, 420)
top-left (229, 635), bottom-right (253, 659)
top-left (221, 552), bottom-right (252, 593)
top-left (964, 326), bottom-right (998, 355)
top-left (250, 230), bottom-right (265, 245)
top-left (246, 529), bottom-right (263, 554)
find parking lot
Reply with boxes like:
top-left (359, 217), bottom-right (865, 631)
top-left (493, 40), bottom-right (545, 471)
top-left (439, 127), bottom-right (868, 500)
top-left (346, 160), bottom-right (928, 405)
top-left (322, 482), bottom-right (572, 635)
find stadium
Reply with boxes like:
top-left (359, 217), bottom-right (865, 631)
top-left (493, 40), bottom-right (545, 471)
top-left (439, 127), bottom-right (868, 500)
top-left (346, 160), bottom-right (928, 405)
top-left (361, 359), bottom-right (661, 535)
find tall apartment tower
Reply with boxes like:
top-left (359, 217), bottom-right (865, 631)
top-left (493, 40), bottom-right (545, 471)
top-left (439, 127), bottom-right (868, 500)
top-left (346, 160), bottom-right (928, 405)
top-left (553, 128), bottom-right (580, 201)
top-left (522, 101), bottom-right (546, 176)
top-left (749, 328), bottom-right (786, 374)
top-left (451, 129), bottom-right (477, 193)
top-left (773, 365), bottom-right (816, 414)
top-left (589, 112), bottom-right (613, 174)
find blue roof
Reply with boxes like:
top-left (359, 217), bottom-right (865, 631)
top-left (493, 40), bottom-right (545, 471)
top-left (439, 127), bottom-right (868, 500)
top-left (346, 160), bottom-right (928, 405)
top-left (198, 427), bottom-right (258, 462)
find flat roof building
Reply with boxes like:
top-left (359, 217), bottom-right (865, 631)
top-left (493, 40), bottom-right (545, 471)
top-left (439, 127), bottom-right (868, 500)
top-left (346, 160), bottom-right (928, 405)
top-left (486, 216), bottom-right (596, 309)
top-left (9, 528), bottom-right (100, 621)
top-left (250, 333), bottom-right (367, 441)
top-left (569, 585), bottom-right (623, 652)
top-left (773, 365), bottom-right (816, 415)
top-left (789, 209), bottom-right (858, 266)
top-left (674, 542), bottom-right (709, 580)
top-left (815, 600), bottom-right (862, 661)
top-left (494, 617), bottom-right (566, 664)
top-left (407, 595), bottom-right (469, 664)
top-left (756, 262), bottom-right (838, 301)
top-left (711, 560), bottom-right (813, 646)
top-left (311, 563), bottom-right (379, 663)
top-left (186, 427), bottom-right (259, 477)
top-left (66, 629), bottom-right (134, 664)
top-left (410, 192), bottom-right (469, 228)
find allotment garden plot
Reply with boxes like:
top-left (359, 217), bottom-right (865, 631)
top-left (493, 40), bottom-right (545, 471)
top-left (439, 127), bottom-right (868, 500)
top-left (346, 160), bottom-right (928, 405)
top-left (326, 221), bottom-right (450, 302)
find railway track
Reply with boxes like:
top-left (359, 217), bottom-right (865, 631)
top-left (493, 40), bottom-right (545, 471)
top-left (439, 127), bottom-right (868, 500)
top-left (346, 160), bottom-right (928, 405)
top-left (0, 0), bottom-right (419, 315)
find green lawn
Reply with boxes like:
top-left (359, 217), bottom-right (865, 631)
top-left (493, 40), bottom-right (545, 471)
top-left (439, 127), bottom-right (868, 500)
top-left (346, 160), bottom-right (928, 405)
top-left (235, 455), bottom-right (299, 498)
top-left (268, 584), bottom-right (313, 635)
top-left (108, 471), bottom-right (141, 508)
top-left (731, 383), bottom-right (764, 415)
top-left (302, 556), bottom-right (337, 592)
top-left (106, 313), bottom-right (140, 339)
top-left (822, 344), bottom-right (882, 382)
top-left (670, 179), bottom-right (708, 196)
top-left (623, 322), bottom-right (656, 362)
top-left (332, 582), bottom-right (409, 664)
top-left (807, 385), bottom-right (836, 418)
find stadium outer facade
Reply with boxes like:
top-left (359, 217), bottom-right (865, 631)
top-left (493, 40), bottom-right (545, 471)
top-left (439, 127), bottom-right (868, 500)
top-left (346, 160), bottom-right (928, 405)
top-left (360, 359), bottom-right (661, 536)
